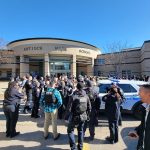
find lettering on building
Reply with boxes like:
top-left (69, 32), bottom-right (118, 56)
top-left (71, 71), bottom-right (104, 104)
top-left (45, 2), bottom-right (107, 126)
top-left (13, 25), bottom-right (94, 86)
top-left (79, 49), bottom-right (90, 54)
top-left (24, 46), bottom-right (42, 51)
top-left (54, 46), bottom-right (66, 51)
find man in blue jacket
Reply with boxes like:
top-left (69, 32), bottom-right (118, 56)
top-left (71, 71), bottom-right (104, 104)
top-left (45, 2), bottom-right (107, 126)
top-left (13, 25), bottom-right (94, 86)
top-left (40, 80), bottom-right (62, 140)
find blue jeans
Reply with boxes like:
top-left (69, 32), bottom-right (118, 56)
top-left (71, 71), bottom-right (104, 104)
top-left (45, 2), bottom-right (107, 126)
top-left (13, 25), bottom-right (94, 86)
top-left (67, 121), bottom-right (85, 150)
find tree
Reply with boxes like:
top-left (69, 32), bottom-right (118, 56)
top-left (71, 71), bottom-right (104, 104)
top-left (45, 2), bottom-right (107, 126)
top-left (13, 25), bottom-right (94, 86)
top-left (0, 38), bottom-right (7, 49)
top-left (0, 38), bottom-right (14, 64)
top-left (102, 41), bottom-right (131, 78)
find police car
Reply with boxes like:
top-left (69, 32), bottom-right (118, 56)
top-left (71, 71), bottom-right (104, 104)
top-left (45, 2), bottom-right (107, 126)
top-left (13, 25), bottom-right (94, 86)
top-left (97, 79), bottom-right (145, 119)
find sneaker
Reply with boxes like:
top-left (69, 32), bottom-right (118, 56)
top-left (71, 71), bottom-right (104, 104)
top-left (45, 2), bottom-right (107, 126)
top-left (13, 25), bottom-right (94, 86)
top-left (110, 140), bottom-right (114, 144)
top-left (105, 136), bottom-right (114, 144)
top-left (54, 133), bottom-right (60, 140)
top-left (10, 132), bottom-right (20, 138)
top-left (44, 134), bottom-right (49, 140)
top-left (6, 133), bottom-right (10, 137)
top-left (34, 115), bottom-right (41, 118)
top-left (105, 136), bottom-right (111, 141)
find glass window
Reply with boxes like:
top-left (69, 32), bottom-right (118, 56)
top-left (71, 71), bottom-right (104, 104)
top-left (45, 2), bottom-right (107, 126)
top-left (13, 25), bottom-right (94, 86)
top-left (16, 56), bottom-right (20, 63)
top-left (54, 62), bottom-right (70, 70)
top-left (118, 84), bottom-right (137, 93)
top-left (97, 59), bottom-right (105, 65)
top-left (7, 71), bottom-right (12, 78)
top-left (99, 84), bottom-right (111, 93)
top-left (99, 83), bottom-right (137, 93)
top-left (122, 70), bottom-right (132, 79)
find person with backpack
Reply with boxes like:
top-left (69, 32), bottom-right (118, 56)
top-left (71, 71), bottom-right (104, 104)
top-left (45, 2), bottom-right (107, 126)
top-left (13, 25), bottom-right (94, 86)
top-left (40, 80), bottom-right (62, 140)
top-left (84, 80), bottom-right (101, 141)
top-left (65, 82), bottom-right (91, 150)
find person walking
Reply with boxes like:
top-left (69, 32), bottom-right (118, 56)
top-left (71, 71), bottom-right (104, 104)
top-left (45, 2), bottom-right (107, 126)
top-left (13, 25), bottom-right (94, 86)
top-left (40, 80), bottom-right (62, 140)
top-left (3, 81), bottom-right (24, 138)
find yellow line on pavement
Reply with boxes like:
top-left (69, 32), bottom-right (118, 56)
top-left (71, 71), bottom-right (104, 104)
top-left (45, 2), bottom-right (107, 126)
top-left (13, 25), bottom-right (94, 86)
top-left (83, 143), bottom-right (90, 150)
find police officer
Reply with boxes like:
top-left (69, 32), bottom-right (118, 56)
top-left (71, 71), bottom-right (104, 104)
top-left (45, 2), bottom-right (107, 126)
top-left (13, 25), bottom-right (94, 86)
top-left (102, 87), bottom-right (120, 144)
top-left (84, 80), bottom-right (101, 141)
top-left (65, 82), bottom-right (91, 150)
top-left (23, 75), bottom-right (34, 114)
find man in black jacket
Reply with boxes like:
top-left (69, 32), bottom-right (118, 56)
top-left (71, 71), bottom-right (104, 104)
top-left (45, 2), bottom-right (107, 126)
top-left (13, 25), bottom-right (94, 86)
top-left (102, 87), bottom-right (120, 144)
top-left (65, 82), bottom-right (91, 150)
top-left (128, 84), bottom-right (150, 150)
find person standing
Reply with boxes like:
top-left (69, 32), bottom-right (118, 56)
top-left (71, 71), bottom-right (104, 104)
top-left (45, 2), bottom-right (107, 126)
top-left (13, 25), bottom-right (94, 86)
top-left (111, 82), bottom-right (125, 126)
top-left (3, 81), bottom-right (24, 138)
top-left (102, 87), bottom-right (120, 144)
top-left (40, 80), bottom-right (62, 140)
top-left (31, 81), bottom-right (41, 118)
top-left (23, 75), bottom-right (34, 114)
top-left (84, 80), bottom-right (101, 141)
top-left (128, 84), bottom-right (150, 150)
top-left (65, 82), bottom-right (91, 150)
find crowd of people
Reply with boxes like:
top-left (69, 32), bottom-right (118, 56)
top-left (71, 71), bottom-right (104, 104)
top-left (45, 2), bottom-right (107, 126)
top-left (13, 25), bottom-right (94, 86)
top-left (2, 73), bottom-right (150, 150)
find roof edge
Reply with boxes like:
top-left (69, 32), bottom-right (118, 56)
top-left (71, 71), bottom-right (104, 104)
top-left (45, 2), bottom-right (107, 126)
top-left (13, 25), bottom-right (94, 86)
top-left (7, 37), bottom-right (99, 50)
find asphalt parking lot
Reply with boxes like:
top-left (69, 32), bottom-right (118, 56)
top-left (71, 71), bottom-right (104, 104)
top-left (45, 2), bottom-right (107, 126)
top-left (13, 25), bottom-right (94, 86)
top-left (0, 81), bottom-right (140, 150)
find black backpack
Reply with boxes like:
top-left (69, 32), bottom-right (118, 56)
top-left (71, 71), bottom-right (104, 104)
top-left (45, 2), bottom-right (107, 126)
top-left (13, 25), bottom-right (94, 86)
top-left (86, 88), bottom-right (95, 102)
top-left (72, 94), bottom-right (87, 115)
top-left (44, 89), bottom-right (57, 105)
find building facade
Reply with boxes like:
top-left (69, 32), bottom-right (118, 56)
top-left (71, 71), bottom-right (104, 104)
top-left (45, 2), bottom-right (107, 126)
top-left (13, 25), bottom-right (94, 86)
top-left (0, 38), bottom-right (100, 79)
top-left (94, 40), bottom-right (150, 78)
top-left (0, 38), bottom-right (150, 79)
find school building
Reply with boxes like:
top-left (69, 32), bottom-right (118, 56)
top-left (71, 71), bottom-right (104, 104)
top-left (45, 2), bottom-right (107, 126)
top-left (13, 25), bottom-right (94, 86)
top-left (0, 38), bottom-right (150, 79)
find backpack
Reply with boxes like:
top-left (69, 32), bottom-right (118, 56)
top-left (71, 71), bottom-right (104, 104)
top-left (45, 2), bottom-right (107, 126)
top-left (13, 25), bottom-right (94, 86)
top-left (86, 88), bottom-right (95, 102)
top-left (72, 94), bottom-right (87, 115)
top-left (44, 89), bottom-right (57, 105)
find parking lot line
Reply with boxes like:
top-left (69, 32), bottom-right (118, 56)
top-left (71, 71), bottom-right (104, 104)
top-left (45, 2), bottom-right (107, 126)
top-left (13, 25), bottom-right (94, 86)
top-left (83, 143), bottom-right (90, 150)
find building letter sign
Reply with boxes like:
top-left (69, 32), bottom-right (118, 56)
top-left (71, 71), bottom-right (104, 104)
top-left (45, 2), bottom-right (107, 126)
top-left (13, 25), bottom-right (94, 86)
top-left (79, 49), bottom-right (90, 54)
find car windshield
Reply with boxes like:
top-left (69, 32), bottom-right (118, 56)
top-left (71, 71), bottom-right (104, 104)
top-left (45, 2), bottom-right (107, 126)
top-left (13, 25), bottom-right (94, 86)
top-left (99, 83), bottom-right (137, 93)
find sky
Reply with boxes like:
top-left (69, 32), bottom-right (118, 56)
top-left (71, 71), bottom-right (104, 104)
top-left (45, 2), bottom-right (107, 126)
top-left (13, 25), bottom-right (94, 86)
top-left (0, 0), bottom-right (150, 53)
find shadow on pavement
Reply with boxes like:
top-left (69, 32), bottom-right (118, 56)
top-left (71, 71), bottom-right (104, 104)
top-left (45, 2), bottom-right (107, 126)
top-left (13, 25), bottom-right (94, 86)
top-left (0, 131), bottom-right (69, 150)
top-left (84, 138), bottom-right (108, 145)
top-left (121, 126), bottom-right (139, 150)
top-left (0, 146), bottom-right (67, 150)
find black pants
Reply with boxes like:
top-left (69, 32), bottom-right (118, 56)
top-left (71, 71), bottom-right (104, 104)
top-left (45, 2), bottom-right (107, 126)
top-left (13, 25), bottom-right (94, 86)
top-left (84, 109), bottom-right (96, 138)
top-left (3, 104), bottom-right (19, 136)
top-left (31, 100), bottom-right (39, 117)
top-left (118, 107), bottom-right (122, 125)
top-left (108, 120), bottom-right (118, 142)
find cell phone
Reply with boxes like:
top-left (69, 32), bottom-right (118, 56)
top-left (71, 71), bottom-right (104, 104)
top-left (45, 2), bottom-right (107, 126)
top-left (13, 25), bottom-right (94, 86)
top-left (128, 132), bottom-right (138, 138)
